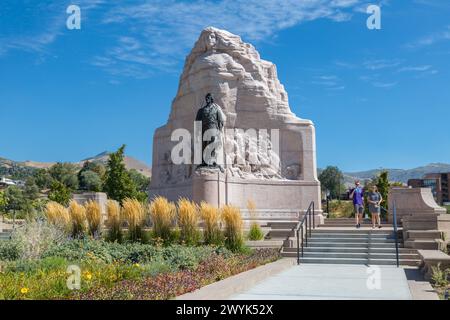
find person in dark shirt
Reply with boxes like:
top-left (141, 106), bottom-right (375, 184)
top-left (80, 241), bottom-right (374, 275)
top-left (368, 185), bottom-right (383, 229)
top-left (350, 180), bottom-right (364, 229)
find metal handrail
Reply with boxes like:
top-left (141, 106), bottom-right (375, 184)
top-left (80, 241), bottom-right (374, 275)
top-left (380, 205), bottom-right (400, 268)
top-left (296, 201), bottom-right (315, 265)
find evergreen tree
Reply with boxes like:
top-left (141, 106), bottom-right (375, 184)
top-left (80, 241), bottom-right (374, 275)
top-left (376, 170), bottom-right (390, 210)
top-left (103, 145), bottom-right (138, 203)
top-left (319, 166), bottom-right (345, 199)
top-left (48, 181), bottom-right (72, 206)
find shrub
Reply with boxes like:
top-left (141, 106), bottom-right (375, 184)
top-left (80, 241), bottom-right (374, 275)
top-left (106, 200), bottom-right (123, 243)
top-left (11, 220), bottom-right (66, 260)
top-left (247, 200), bottom-right (264, 241)
top-left (85, 200), bottom-right (102, 238)
top-left (248, 223), bottom-right (264, 241)
top-left (431, 263), bottom-right (450, 287)
top-left (221, 205), bottom-right (244, 252)
top-left (45, 201), bottom-right (70, 233)
top-left (200, 202), bottom-right (223, 245)
top-left (177, 198), bottom-right (200, 245)
top-left (68, 200), bottom-right (87, 239)
top-left (0, 240), bottom-right (21, 261)
top-left (122, 198), bottom-right (146, 242)
top-left (328, 200), bottom-right (354, 218)
top-left (149, 197), bottom-right (176, 243)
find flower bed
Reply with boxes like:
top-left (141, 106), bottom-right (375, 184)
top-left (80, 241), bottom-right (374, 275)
top-left (0, 239), bottom-right (280, 300)
top-left (74, 248), bottom-right (279, 300)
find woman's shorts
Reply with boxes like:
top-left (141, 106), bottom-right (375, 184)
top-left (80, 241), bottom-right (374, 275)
top-left (369, 206), bottom-right (381, 215)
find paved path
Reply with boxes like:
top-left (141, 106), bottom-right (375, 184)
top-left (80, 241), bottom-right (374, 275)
top-left (231, 264), bottom-right (413, 300)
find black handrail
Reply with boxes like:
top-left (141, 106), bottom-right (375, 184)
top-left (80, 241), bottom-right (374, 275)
top-left (296, 201), bottom-right (315, 265)
top-left (380, 205), bottom-right (400, 268)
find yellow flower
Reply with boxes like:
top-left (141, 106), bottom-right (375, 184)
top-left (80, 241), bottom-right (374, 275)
top-left (134, 263), bottom-right (140, 268)
top-left (84, 272), bottom-right (93, 281)
top-left (21, 287), bottom-right (29, 294)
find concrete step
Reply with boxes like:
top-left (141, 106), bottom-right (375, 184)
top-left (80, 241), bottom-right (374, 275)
top-left (321, 224), bottom-right (394, 228)
top-left (266, 229), bottom-right (296, 238)
top-left (282, 251), bottom-right (419, 260)
top-left (406, 230), bottom-right (442, 240)
top-left (266, 222), bottom-right (298, 229)
top-left (313, 228), bottom-right (396, 234)
top-left (297, 257), bottom-right (420, 266)
top-left (283, 246), bottom-right (416, 254)
top-left (308, 241), bottom-right (399, 248)
top-left (0, 233), bottom-right (11, 240)
top-left (245, 240), bottom-right (284, 248)
top-left (307, 237), bottom-right (395, 243)
top-left (404, 239), bottom-right (440, 250)
top-left (310, 233), bottom-right (393, 239)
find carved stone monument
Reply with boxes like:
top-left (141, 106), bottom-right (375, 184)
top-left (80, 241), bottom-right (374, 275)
top-left (149, 27), bottom-right (322, 224)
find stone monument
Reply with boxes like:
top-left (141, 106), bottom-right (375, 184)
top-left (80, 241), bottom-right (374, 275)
top-left (149, 27), bottom-right (322, 224)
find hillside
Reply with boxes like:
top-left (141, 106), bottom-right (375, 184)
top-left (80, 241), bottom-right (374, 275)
top-left (3, 155), bottom-right (449, 184)
top-left (0, 152), bottom-right (152, 178)
top-left (343, 163), bottom-right (450, 184)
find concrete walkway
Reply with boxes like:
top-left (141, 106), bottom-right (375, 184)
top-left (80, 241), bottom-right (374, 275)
top-left (231, 264), bottom-right (414, 300)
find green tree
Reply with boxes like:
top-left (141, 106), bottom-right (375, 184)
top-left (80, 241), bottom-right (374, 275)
top-left (103, 145), bottom-right (138, 203)
top-left (33, 168), bottom-right (53, 189)
top-left (78, 161), bottom-right (106, 191)
top-left (48, 181), bottom-right (72, 206)
top-left (319, 166), bottom-right (344, 199)
top-left (79, 170), bottom-right (102, 192)
top-left (4, 186), bottom-right (29, 217)
top-left (375, 170), bottom-right (390, 210)
top-left (24, 177), bottom-right (40, 201)
top-left (128, 169), bottom-right (151, 192)
top-left (0, 190), bottom-right (8, 214)
top-left (48, 162), bottom-right (79, 190)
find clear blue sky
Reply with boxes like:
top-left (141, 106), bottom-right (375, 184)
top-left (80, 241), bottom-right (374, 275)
top-left (1, 0), bottom-right (449, 172)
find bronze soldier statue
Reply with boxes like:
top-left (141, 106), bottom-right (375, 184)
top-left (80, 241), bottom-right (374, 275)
top-left (195, 93), bottom-right (226, 169)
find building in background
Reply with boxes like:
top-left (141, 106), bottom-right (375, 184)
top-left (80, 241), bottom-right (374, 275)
top-left (408, 173), bottom-right (450, 205)
top-left (0, 177), bottom-right (25, 189)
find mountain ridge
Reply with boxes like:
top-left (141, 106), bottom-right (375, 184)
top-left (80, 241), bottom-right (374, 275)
top-left (0, 152), bottom-right (152, 178)
top-left (341, 162), bottom-right (450, 185)
top-left (2, 154), bottom-right (449, 183)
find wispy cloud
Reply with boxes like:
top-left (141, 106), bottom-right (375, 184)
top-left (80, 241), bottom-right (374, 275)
top-left (0, 0), bottom-right (369, 78)
top-left (372, 81), bottom-right (397, 88)
top-left (407, 25), bottom-right (450, 48)
top-left (0, 0), bottom-right (106, 57)
top-left (310, 75), bottom-right (345, 90)
top-left (94, 0), bottom-right (362, 77)
top-left (363, 59), bottom-right (402, 70)
top-left (398, 65), bottom-right (432, 72)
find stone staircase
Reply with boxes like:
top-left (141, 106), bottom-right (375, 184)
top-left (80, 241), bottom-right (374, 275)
top-left (0, 230), bottom-right (11, 240)
top-left (261, 218), bottom-right (421, 266)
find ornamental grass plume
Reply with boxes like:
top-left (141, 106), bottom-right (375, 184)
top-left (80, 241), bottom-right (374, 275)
top-left (247, 199), bottom-right (264, 241)
top-left (45, 201), bottom-right (71, 233)
top-left (106, 200), bottom-right (123, 242)
top-left (177, 198), bottom-right (200, 245)
top-left (122, 198), bottom-right (146, 242)
top-left (221, 205), bottom-right (244, 252)
top-left (68, 200), bottom-right (87, 239)
top-left (84, 200), bottom-right (102, 238)
top-left (200, 201), bottom-right (223, 245)
top-left (149, 196), bottom-right (176, 243)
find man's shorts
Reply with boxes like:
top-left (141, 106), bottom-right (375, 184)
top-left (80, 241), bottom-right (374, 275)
top-left (354, 204), bottom-right (364, 215)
